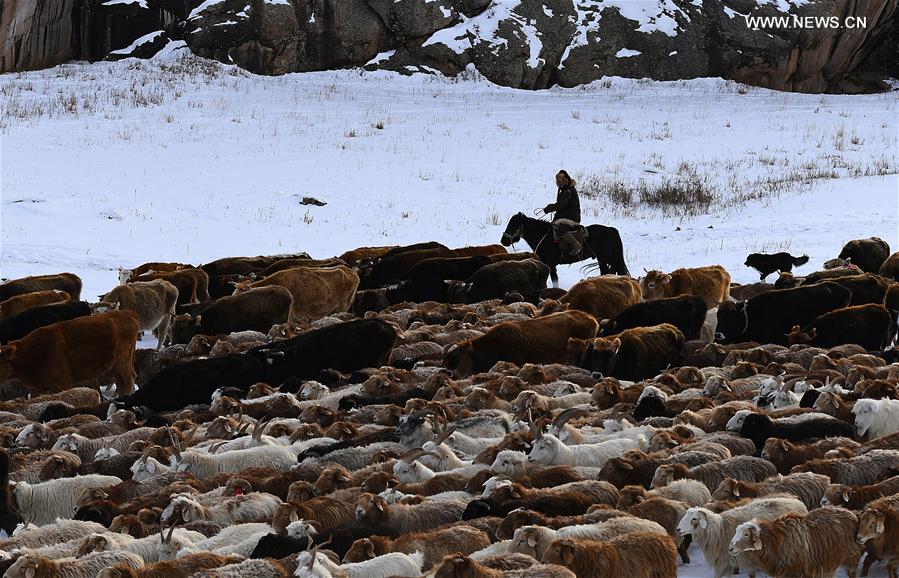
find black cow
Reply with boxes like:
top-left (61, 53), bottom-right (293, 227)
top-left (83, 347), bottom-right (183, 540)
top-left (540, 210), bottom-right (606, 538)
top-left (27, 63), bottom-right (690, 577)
top-left (171, 286), bottom-right (293, 343)
top-left (359, 246), bottom-right (456, 289)
top-left (795, 303), bottom-right (894, 351)
top-left (117, 353), bottom-right (266, 412)
top-left (838, 237), bottom-right (891, 273)
top-left (248, 318), bottom-right (397, 384)
top-left (448, 259), bottom-right (549, 304)
top-left (716, 283), bottom-right (852, 345)
top-left (388, 255), bottom-right (495, 303)
top-left (0, 301), bottom-right (91, 344)
top-left (600, 295), bottom-right (707, 340)
top-left (818, 274), bottom-right (889, 306)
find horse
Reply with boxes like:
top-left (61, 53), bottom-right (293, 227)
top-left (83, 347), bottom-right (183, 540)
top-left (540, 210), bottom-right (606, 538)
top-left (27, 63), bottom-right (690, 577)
top-left (500, 212), bottom-right (629, 287)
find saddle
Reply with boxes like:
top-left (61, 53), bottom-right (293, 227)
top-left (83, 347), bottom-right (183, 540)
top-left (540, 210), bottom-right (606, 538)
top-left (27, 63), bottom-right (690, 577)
top-left (570, 225), bottom-right (588, 245)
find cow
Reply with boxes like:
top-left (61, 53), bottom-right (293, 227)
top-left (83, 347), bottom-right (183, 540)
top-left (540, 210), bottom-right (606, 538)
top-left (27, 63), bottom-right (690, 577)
top-left (118, 353), bottom-right (266, 411)
top-left (0, 310), bottom-right (139, 396)
top-left (118, 262), bottom-right (190, 284)
top-left (443, 311), bottom-right (598, 377)
top-left (886, 283), bottom-right (899, 314)
top-left (788, 303), bottom-right (893, 351)
top-left (255, 258), bottom-right (347, 278)
top-left (599, 295), bottom-right (707, 341)
top-left (134, 268), bottom-right (209, 304)
top-left (171, 286), bottom-right (293, 343)
top-left (390, 253), bottom-right (535, 303)
top-left (454, 244), bottom-right (508, 257)
top-left (0, 290), bottom-right (70, 321)
top-left (819, 274), bottom-right (889, 306)
top-left (716, 282), bottom-right (852, 345)
top-left (200, 253), bottom-right (312, 277)
top-left (640, 266), bottom-right (730, 308)
top-left (248, 318), bottom-right (398, 384)
top-left (448, 259), bottom-right (550, 304)
top-left (569, 323), bottom-right (684, 381)
top-left (99, 279), bottom-right (178, 349)
top-left (878, 252), bottom-right (899, 281)
top-left (0, 273), bottom-right (82, 302)
top-left (838, 237), bottom-right (891, 273)
top-left (233, 265), bottom-right (359, 321)
top-left (0, 301), bottom-right (92, 344)
top-left (560, 276), bottom-right (641, 321)
top-left (359, 247), bottom-right (457, 289)
top-left (338, 246), bottom-right (398, 267)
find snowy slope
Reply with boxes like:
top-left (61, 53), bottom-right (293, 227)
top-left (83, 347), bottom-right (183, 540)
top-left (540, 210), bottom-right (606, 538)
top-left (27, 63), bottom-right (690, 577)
top-left (1, 49), bottom-right (897, 302)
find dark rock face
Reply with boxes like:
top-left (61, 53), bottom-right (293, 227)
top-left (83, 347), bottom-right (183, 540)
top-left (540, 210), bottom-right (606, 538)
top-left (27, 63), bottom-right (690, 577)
top-left (1, 0), bottom-right (896, 94)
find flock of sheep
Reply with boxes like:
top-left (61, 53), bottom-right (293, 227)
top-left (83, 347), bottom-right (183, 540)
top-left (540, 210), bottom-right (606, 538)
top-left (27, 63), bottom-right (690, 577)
top-left (0, 236), bottom-right (898, 578)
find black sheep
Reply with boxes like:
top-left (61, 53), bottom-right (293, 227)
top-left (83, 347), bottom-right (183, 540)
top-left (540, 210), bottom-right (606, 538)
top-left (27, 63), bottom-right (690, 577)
top-left (249, 533), bottom-right (312, 559)
top-left (739, 412), bottom-right (856, 451)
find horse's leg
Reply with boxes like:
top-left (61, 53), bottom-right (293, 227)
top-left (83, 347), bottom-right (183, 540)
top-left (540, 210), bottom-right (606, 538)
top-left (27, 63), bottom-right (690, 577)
top-left (551, 266), bottom-right (559, 289)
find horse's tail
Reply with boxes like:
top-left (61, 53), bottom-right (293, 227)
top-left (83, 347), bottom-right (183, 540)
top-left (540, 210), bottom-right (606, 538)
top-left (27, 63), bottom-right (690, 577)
top-left (609, 228), bottom-right (630, 276)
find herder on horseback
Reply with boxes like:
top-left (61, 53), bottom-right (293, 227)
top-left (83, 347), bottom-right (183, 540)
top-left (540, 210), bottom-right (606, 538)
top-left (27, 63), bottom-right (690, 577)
top-left (543, 170), bottom-right (582, 257)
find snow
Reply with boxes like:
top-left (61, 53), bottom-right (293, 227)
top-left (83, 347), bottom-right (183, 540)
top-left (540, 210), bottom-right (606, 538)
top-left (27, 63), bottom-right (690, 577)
top-left (366, 50), bottom-right (397, 67)
top-left (102, 0), bottom-right (149, 8)
top-left (1, 56), bottom-right (897, 311)
top-left (109, 31), bottom-right (164, 56)
top-left (188, 0), bottom-right (225, 20)
top-left (616, 48), bottom-right (642, 58)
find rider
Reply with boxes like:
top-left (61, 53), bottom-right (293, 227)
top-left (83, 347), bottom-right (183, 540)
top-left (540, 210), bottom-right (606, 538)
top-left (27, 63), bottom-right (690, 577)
top-left (543, 170), bottom-right (582, 257)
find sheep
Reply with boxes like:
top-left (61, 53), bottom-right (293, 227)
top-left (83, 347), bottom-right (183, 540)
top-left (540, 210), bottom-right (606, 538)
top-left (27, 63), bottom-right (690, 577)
top-left (432, 552), bottom-right (576, 577)
top-left (651, 455), bottom-right (777, 491)
top-left (75, 529), bottom-right (207, 563)
top-left (675, 496), bottom-right (808, 578)
top-left (96, 553), bottom-right (244, 578)
top-left (4, 551), bottom-right (144, 578)
top-left (738, 412), bottom-right (855, 450)
top-left (527, 432), bottom-right (643, 468)
top-left (541, 532), bottom-right (678, 578)
top-left (0, 520), bottom-right (106, 550)
top-left (616, 479), bottom-right (711, 508)
top-left (820, 475), bottom-right (899, 509)
top-left (52, 430), bottom-right (157, 463)
top-left (354, 493), bottom-right (467, 535)
top-left (169, 442), bottom-right (297, 478)
top-left (186, 558), bottom-right (288, 578)
top-left (761, 436), bottom-right (859, 474)
top-left (160, 493), bottom-right (281, 526)
top-left (791, 449), bottom-right (899, 485)
top-left (156, 522), bottom-right (273, 560)
top-left (343, 525), bottom-right (491, 570)
top-left (711, 472), bottom-right (830, 511)
top-left (856, 497), bottom-right (899, 578)
top-left (11, 475), bottom-right (123, 525)
top-left (729, 507), bottom-right (863, 578)
top-left (507, 517), bottom-right (667, 560)
top-left (853, 398), bottom-right (899, 439)
top-left (295, 541), bottom-right (423, 578)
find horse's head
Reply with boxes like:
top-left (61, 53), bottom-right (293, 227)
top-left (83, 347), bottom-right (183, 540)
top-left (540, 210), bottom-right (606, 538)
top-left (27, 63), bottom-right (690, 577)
top-left (501, 212), bottom-right (526, 247)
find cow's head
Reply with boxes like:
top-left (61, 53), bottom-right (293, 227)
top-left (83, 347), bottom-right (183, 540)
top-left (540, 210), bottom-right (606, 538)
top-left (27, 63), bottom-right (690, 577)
top-left (582, 337), bottom-right (620, 376)
top-left (639, 270), bottom-right (669, 300)
top-left (443, 340), bottom-right (476, 378)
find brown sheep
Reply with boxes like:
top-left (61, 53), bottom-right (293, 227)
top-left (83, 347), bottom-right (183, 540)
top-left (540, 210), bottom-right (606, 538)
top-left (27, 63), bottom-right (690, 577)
top-left (790, 450), bottom-right (899, 485)
top-left (711, 472), bottom-right (830, 511)
top-left (640, 266), bottom-right (731, 308)
top-left (821, 475), bottom-right (899, 510)
top-left (621, 497), bottom-right (690, 563)
top-left (496, 508), bottom-right (628, 540)
top-left (762, 437), bottom-right (859, 474)
top-left (542, 533), bottom-right (678, 578)
top-left (652, 455), bottom-right (777, 491)
top-left (433, 553), bottom-right (576, 578)
top-left (856, 496), bottom-right (899, 578)
top-left (98, 553), bottom-right (243, 578)
top-left (343, 525), bottom-right (491, 570)
top-left (560, 276), bottom-right (641, 321)
top-left (444, 311), bottom-right (598, 377)
top-left (354, 493), bottom-right (467, 535)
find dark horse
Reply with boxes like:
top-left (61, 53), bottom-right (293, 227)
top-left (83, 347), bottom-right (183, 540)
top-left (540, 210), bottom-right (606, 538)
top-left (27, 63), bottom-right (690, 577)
top-left (500, 212), bottom-right (629, 287)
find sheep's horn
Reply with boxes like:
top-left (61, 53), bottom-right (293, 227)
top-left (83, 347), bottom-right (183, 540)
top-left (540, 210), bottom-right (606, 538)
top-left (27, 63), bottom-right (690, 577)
top-left (552, 407), bottom-right (588, 430)
top-left (433, 425), bottom-right (456, 446)
top-left (168, 429), bottom-right (182, 461)
top-left (208, 441), bottom-right (227, 454)
top-left (527, 409), bottom-right (542, 439)
top-left (253, 417), bottom-right (271, 442)
top-left (236, 421), bottom-right (251, 437)
top-left (158, 521), bottom-right (165, 542)
top-left (401, 448), bottom-right (427, 463)
top-left (165, 522), bottom-right (176, 544)
top-left (182, 425), bottom-right (199, 447)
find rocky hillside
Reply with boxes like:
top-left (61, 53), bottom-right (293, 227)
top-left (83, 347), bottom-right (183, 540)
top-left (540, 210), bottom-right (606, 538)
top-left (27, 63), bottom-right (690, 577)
top-left (1, 0), bottom-right (896, 92)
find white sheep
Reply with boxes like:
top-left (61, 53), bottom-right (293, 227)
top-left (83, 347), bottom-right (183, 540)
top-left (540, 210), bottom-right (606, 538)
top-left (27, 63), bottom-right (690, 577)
top-left (162, 493), bottom-right (282, 525)
top-left (170, 444), bottom-right (297, 477)
top-left (527, 433), bottom-right (642, 467)
top-left (52, 430), bottom-right (155, 462)
top-left (130, 455), bottom-right (171, 481)
top-left (78, 529), bottom-right (206, 563)
top-left (0, 519), bottom-right (106, 550)
top-left (11, 475), bottom-right (123, 526)
top-left (156, 522), bottom-right (273, 561)
top-left (853, 398), bottom-right (899, 439)
top-left (675, 496), bottom-right (808, 578)
top-left (295, 549), bottom-right (423, 578)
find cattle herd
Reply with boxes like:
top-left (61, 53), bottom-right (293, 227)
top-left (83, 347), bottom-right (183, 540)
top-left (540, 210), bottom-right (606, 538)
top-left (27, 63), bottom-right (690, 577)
top-left (0, 235), bottom-right (897, 578)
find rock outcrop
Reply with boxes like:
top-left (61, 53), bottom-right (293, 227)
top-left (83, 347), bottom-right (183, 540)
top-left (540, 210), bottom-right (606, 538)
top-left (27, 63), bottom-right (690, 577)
top-left (1, 0), bottom-right (896, 93)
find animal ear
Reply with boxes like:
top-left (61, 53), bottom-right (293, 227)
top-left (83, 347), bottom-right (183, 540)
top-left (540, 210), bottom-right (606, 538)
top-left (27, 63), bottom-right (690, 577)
top-left (146, 461), bottom-right (156, 473)
top-left (611, 338), bottom-right (621, 353)
top-left (751, 527), bottom-right (762, 550)
top-left (25, 568), bottom-right (35, 578)
top-left (195, 315), bottom-right (202, 326)
top-left (876, 520), bottom-right (885, 534)
top-left (809, 328), bottom-right (817, 338)
top-left (732, 486), bottom-right (740, 497)
top-left (375, 499), bottom-right (385, 512)
top-left (662, 275), bottom-right (672, 284)
top-left (842, 490), bottom-right (850, 503)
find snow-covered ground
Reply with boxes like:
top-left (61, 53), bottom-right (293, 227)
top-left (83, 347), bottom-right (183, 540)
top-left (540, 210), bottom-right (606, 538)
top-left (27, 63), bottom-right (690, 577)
top-left (1, 47), bottom-right (896, 300)
top-left (1, 47), bottom-right (897, 576)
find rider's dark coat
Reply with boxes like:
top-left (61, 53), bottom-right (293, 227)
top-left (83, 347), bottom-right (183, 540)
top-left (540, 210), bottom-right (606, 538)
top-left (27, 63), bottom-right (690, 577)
top-left (545, 184), bottom-right (581, 223)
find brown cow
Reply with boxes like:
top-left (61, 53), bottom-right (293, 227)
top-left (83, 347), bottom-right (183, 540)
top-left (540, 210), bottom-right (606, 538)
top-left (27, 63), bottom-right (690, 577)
top-left (118, 262), bottom-right (190, 284)
top-left (443, 310), bottom-right (599, 377)
top-left (561, 276), bottom-right (641, 320)
top-left (0, 290), bottom-right (71, 321)
top-left (0, 310), bottom-right (139, 396)
top-left (454, 244), bottom-right (508, 257)
top-left (134, 269), bottom-right (209, 304)
top-left (640, 265), bottom-right (730, 308)
top-left (879, 252), bottom-right (899, 281)
top-left (233, 265), bottom-right (359, 321)
top-left (338, 246), bottom-right (397, 267)
top-left (569, 323), bottom-right (684, 381)
top-left (0, 273), bottom-right (82, 302)
top-left (838, 237), bottom-right (891, 273)
top-left (99, 279), bottom-right (179, 349)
